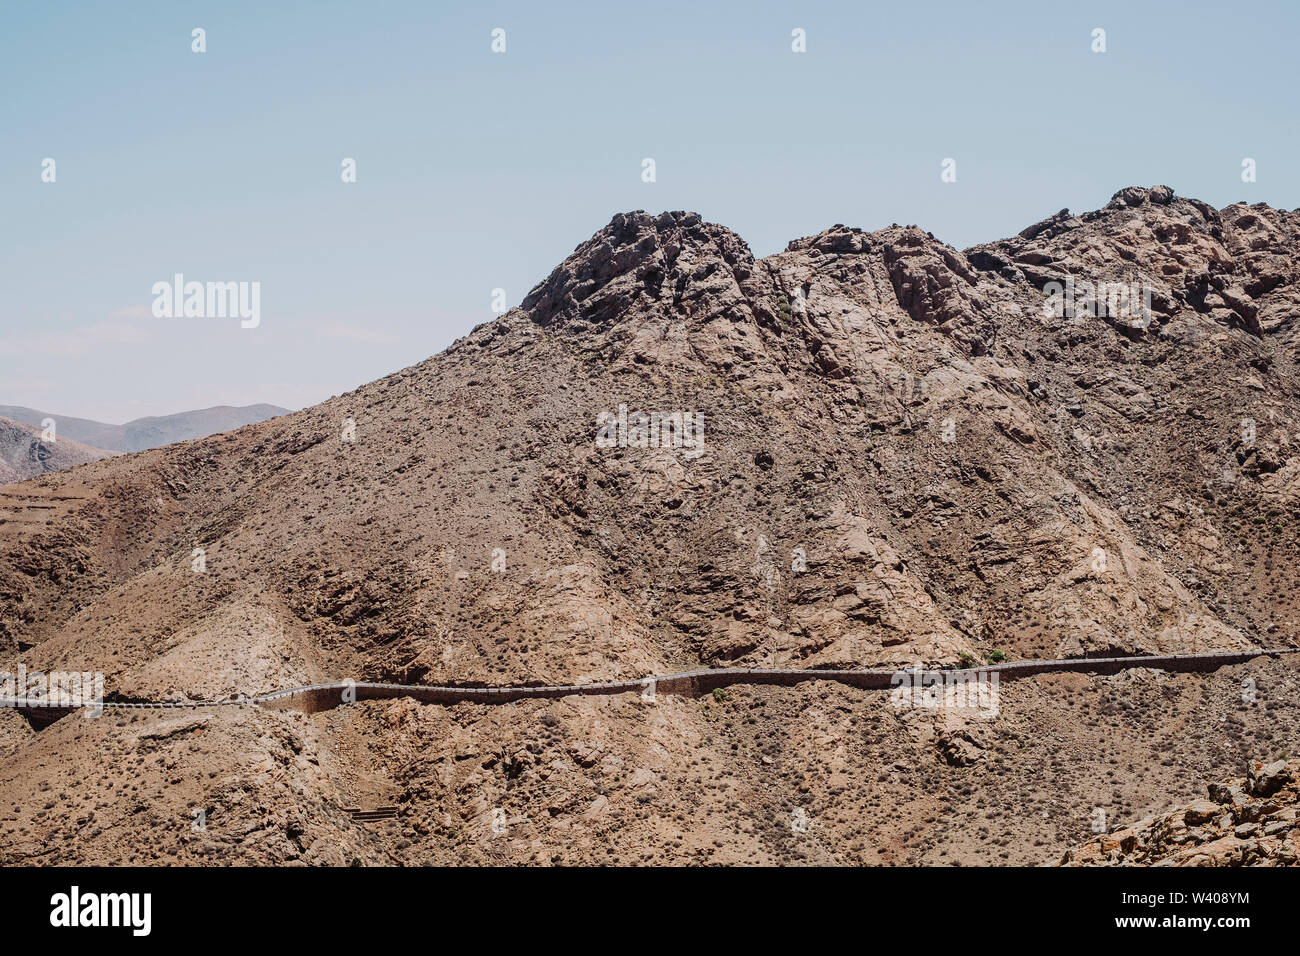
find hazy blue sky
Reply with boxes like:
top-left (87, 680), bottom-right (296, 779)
top-left (3, 0), bottom-right (1297, 421)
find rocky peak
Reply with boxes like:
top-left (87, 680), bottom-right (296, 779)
top-left (520, 210), bottom-right (756, 331)
top-left (784, 224), bottom-right (875, 256)
top-left (1104, 184), bottom-right (1177, 210)
top-left (965, 186), bottom-right (1299, 337)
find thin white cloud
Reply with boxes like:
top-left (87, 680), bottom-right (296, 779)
top-left (0, 322), bottom-right (149, 358)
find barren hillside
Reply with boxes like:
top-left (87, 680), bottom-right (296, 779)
top-left (1, 186), bottom-right (1298, 865)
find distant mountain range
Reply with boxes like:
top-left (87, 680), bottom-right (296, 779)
top-left (0, 404), bottom-right (288, 455)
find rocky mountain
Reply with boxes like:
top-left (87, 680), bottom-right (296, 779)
top-left (0, 403), bottom-right (288, 455)
top-left (0, 415), bottom-right (112, 485)
top-left (1, 186), bottom-right (1298, 866)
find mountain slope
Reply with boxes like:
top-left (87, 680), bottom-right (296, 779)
top-left (1, 187), bottom-right (1298, 866)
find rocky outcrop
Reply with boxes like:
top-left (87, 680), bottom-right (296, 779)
top-left (966, 185), bottom-right (1300, 342)
top-left (1062, 758), bottom-right (1300, 866)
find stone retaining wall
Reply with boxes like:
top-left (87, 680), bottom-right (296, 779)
top-left (4, 648), bottom-right (1294, 722)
